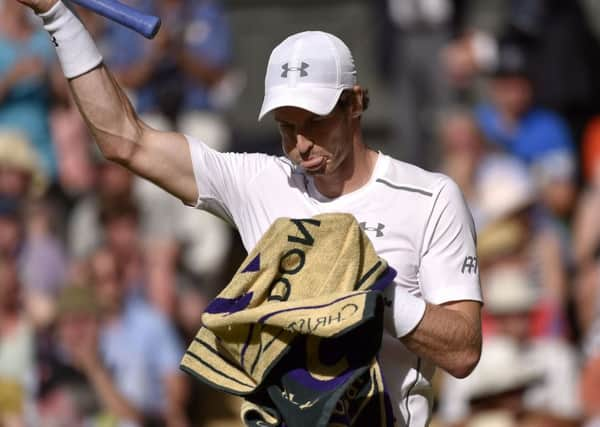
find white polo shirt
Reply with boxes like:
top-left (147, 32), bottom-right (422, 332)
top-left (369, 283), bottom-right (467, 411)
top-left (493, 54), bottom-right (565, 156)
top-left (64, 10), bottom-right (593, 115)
top-left (186, 136), bottom-right (482, 427)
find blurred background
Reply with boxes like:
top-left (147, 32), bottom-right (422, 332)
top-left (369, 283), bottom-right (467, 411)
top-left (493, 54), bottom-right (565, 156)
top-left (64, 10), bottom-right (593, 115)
top-left (2, 0), bottom-right (600, 426)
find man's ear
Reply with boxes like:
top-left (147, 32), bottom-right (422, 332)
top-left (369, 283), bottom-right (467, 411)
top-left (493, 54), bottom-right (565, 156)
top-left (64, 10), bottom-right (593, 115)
top-left (351, 86), bottom-right (364, 118)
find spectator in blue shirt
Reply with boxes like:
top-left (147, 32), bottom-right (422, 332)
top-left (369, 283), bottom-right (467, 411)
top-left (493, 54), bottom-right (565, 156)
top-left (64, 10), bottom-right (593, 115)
top-left (107, 0), bottom-right (232, 130)
top-left (0, 0), bottom-right (63, 180)
top-left (88, 246), bottom-right (188, 426)
top-left (475, 41), bottom-right (576, 170)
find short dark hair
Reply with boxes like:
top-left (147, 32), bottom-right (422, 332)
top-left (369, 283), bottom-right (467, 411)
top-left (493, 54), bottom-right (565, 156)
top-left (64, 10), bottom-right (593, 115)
top-left (99, 197), bottom-right (139, 226)
top-left (337, 88), bottom-right (370, 112)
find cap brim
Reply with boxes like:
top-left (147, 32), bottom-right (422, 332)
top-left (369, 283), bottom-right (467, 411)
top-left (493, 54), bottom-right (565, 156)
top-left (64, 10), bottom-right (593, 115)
top-left (258, 86), bottom-right (346, 121)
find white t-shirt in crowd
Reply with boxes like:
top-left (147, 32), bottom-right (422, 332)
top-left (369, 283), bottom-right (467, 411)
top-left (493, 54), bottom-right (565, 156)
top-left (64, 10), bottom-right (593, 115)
top-left (186, 136), bottom-right (483, 427)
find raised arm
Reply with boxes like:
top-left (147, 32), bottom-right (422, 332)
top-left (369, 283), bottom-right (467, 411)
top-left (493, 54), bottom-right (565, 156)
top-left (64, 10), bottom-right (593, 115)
top-left (19, 0), bottom-right (199, 205)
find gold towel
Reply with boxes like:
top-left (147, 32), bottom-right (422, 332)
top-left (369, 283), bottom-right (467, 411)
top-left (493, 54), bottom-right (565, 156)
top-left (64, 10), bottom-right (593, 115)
top-left (180, 214), bottom-right (395, 426)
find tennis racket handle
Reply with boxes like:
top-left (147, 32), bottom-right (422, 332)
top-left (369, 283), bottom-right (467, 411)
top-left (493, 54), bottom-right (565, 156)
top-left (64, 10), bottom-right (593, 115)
top-left (69, 0), bottom-right (161, 39)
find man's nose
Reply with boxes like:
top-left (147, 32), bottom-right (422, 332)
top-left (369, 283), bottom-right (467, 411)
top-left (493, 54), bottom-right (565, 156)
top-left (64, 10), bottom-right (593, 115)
top-left (296, 133), bottom-right (313, 155)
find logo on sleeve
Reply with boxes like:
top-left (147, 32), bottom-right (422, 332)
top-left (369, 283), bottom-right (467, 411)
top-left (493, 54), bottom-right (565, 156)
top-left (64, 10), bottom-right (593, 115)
top-left (51, 36), bottom-right (59, 47)
top-left (461, 256), bottom-right (478, 274)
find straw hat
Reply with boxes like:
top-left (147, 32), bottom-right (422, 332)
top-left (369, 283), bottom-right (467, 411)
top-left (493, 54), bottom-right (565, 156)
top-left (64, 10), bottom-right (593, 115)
top-left (476, 155), bottom-right (535, 226)
top-left (483, 267), bottom-right (538, 315)
top-left (0, 131), bottom-right (47, 197)
top-left (463, 337), bottom-right (543, 401)
top-left (477, 218), bottom-right (528, 263)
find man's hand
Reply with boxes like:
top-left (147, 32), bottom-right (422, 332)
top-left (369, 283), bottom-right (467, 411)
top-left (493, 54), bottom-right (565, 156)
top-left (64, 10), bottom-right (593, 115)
top-left (15, 0), bottom-right (58, 14)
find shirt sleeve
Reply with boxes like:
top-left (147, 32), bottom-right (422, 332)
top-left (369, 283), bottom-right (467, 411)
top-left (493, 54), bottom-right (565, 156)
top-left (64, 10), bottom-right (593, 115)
top-left (186, 135), bottom-right (273, 225)
top-left (419, 177), bottom-right (483, 305)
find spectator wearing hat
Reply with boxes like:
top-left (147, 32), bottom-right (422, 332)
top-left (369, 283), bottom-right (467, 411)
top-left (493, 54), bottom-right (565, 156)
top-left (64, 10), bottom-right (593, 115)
top-left (0, 131), bottom-right (47, 200)
top-left (36, 284), bottom-right (123, 426)
top-left (439, 266), bottom-right (582, 427)
top-left (438, 336), bottom-right (544, 427)
top-left (0, 0), bottom-right (66, 180)
top-left (473, 155), bottom-right (570, 338)
top-left (0, 132), bottom-right (68, 325)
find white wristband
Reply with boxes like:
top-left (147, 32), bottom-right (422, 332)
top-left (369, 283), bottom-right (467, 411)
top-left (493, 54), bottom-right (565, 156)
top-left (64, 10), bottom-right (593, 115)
top-left (38, 1), bottom-right (103, 79)
top-left (383, 285), bottom-right (427, 338)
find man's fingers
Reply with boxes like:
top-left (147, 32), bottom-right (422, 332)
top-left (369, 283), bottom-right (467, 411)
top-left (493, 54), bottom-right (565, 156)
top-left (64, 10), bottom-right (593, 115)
top-left (15, 0), bottom-right (58, 14)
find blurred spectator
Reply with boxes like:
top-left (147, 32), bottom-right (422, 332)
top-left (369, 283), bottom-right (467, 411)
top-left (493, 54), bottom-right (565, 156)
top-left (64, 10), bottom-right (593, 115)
top-left (98, 198), bottom-right (144, 294)
top-left (0, 132), bottom-right (47, 200)
top-left (573, 117), bottom-right (600, 270)
top-left (107, 0), bottom-right (235, 287)
top-left (0, 198), bottom-right (23, 260)
top-left (109, 0), bottom-right (233, 146)
top-left (572, 118), bottom-right (600, 354)
top-left (67, 159), bottom-right (134, 260)
top-left (474, 156), bottom-right (569, 336)
top-left (474, 41), bottom-right (576, 175)
top-left (36, 285), bottom-right (115, 426)
top-left (88, 247), bottom-right (188, 426)
top-left (68, 153), bottom-right (230, 301)
top-left (374, 0), bottom-right (455, 168)
top-left (443, 0), bottom-right (600, 139)
top-left (0, 0), bottom-right (65, 180)
top-left (439, 266), bottom-right (582, 426)
top-left (0, 256), bottom-right (36, 427)
top-left (531, 150), bottom-right (577, 224)
top-left (581, 354), bottom-right (600, 427)
top-left (20, 198), bottom-right (68, 328)
top-left (439, 336), bottom-right (544, 427)
top-left (0, 197), bottom-right (62, 330)
top-left (436, 106), bottom-right (485, 221)
top-left (174, 282), bottom-right (242, 426)
top-left (50, 93), bottom-right (96, 200)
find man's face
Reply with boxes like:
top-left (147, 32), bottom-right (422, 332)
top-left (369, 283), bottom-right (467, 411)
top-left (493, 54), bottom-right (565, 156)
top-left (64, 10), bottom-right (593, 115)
top-left (91, 249), bottom-right (124, 313)
top-left (491, 75), bottom-right (532, 117)
top-left (274, 100), bottom-right (353, 177)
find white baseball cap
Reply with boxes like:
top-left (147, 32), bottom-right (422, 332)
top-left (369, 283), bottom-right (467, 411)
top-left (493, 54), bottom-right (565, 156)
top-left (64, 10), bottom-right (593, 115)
top-left (258, 31), bottom-right (357, 121)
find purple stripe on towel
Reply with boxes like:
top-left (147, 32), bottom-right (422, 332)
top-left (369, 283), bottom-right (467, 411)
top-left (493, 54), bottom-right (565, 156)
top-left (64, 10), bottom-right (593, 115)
top-left (205, 292), bottom-right (254, 314)
top-left (287, 367), bottom-right (356, 392)
top-left (242, 254), bottom-right (261, 272)
top-left (372, 267), bottom-right (397, 291)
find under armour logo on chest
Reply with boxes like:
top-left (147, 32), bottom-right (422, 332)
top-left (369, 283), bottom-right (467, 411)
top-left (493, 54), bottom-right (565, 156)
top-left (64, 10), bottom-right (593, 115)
top-left (359, 222), bottom-right (386, 238)
top-left (281, 62), bottom-right (310, 78)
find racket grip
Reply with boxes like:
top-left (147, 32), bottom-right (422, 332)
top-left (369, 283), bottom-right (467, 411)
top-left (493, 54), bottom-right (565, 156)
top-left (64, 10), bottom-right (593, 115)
top-left (69, 0), bottom-right (161, 39)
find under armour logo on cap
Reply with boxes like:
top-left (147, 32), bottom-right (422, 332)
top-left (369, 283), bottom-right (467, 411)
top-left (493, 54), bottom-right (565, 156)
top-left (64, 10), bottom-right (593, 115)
top-left (281, 62), bottom-right (310, 78)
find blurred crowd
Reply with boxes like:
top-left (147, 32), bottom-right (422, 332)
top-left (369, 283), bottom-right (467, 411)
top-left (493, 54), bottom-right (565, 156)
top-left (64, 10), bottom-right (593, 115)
top-left (2, 0), bottom-right (600, 426)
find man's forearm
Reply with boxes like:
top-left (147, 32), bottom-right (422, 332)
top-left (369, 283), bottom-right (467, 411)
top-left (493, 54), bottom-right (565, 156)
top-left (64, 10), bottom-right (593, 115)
top-left (37, 0), bottom-right (142, 165)
top-left (69, 64), bottom-right (143, 163)
top-left (401, 301), bottom-right (482, 378)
